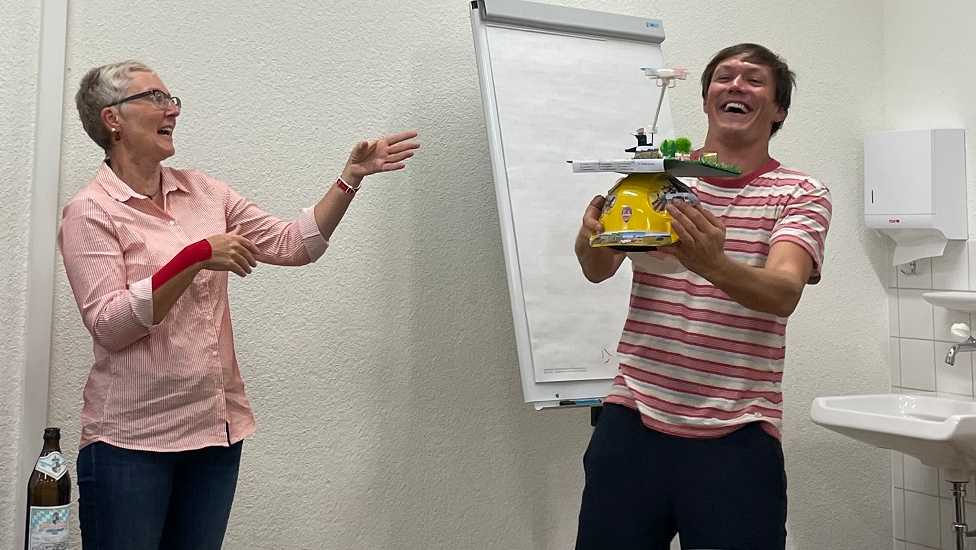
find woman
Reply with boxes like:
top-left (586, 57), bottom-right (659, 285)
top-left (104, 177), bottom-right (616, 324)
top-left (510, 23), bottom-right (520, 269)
top-left (60, 60), bottom-right (419, 549)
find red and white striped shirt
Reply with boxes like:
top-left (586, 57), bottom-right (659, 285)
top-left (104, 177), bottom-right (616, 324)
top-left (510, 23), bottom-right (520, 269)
top-left (605, 158), bottom-right (831, 440)
top-left (59, 162), bottom-right (328, 452)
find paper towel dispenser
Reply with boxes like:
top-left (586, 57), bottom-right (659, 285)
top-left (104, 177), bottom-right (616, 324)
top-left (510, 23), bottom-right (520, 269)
top-left (864, 128), bottom-right (967, 265)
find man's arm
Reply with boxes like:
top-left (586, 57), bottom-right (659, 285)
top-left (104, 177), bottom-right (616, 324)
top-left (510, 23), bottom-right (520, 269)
top-left (697, 241), bottom-right (811, 317)
top-left (575, 195), bottom-right (626, 283)
top-left (662, 199), bottom-right (813, 317)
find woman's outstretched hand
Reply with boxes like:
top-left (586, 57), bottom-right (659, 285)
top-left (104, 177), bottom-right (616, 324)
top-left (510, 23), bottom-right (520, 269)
top-left (341, 130), bottom-right (420, 184)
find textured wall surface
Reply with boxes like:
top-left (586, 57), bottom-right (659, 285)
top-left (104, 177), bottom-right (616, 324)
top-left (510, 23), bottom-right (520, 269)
top-left (882, 0), bottom-right (976, 232)
top-left (880, 2), bottom-right (976, 549)
top-left (25, 1), bottom-right (893, 548)
top-left (0, 0), bottom-right (41, 546)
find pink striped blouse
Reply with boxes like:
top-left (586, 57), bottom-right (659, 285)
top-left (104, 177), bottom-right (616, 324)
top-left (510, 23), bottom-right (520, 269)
top-left (59, 162), bottom-right (328, 452)
top-left (605, 159), bottom-right (831, 440)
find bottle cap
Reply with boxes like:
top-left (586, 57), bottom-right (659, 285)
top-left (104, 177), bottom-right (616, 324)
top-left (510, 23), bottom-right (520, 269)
top-left (43, 427), bottom-right (60, 438)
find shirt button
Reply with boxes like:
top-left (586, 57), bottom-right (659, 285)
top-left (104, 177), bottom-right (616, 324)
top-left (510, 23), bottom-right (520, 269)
top-left (212, 351), bottom-right (219, 357)
top-left (169, 220), bottom-right (175, 226)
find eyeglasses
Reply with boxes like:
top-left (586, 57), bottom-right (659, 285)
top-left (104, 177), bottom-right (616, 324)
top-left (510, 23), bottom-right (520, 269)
top-left (106, 89), bottom-right (181, 111)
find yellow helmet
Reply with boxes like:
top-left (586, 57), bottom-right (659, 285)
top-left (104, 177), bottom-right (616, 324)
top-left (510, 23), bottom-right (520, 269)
top-left (591, 173), bottom-right (691, 250)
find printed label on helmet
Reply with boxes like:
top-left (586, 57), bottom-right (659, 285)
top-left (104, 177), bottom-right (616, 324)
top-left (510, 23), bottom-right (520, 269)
top-left (27, 504), bottom-right (70, 550)
top-left (651, 190), bottom-right (666, 211)
top-left (665, 192), bottom-right (699, 205)
top-left (35, 452), bottom-right (67, 481)
top-left (621, 206), bottom-right (632, 222)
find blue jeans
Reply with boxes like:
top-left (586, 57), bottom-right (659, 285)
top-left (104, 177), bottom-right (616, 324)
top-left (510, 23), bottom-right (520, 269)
top-left (576, 404), bottom-right (787, 550)
top-left (77, 440), bottom-right (242, 550)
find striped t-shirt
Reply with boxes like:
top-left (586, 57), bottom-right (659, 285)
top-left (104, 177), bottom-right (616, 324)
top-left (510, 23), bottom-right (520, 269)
top-left (605, 158), bottom-right (831, 440)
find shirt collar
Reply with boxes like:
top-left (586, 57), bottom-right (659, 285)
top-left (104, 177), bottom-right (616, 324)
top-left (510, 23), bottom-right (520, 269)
top-left (94, 161), bottom-right (187, 202)
top-left (700, 157), bottom-right (781, 188)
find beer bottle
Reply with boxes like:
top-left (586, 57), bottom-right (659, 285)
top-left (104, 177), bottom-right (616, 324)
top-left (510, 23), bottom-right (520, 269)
top-left (24, 427), bottom-right (70, 550)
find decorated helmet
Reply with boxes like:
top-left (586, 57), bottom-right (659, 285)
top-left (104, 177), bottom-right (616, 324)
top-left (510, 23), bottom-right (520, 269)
top-left (590, 173), bottom-right (696, 250)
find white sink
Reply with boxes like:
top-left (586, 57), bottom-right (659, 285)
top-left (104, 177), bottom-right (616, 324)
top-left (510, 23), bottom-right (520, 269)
top-left (810, 394), bottom-right (976, 477)
top-left (922, 291), bottom-right (976, 312)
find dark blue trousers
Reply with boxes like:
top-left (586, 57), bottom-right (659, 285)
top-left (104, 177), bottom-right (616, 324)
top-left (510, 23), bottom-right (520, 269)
top-left (576, 403), bottom-right (787, 550)
top-left (77, 440), bottom-right (242, 550)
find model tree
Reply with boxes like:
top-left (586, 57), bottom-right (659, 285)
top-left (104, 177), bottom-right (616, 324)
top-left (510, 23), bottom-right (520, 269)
top-left (659, 139), bottom-right (676, 158)
top-left (675, 137), bottom-right (692, 158)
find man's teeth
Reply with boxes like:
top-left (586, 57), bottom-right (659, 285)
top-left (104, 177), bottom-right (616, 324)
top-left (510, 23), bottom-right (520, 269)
top-left (723, 102), bottom-right (748, 113)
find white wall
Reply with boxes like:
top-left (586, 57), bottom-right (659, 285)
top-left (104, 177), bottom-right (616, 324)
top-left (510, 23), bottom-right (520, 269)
top-left (3, 1), bottom-right (897, 548)
top-left (881, 2), bottom-right (976, 549)
top-left (0, 1), bottom-right (42, 548)
top-left (887, 250), bottom-right (976, 550)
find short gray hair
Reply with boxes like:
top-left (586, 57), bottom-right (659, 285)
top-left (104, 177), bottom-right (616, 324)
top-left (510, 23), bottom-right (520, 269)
top-left (75, 60), bottom-right (154, 151)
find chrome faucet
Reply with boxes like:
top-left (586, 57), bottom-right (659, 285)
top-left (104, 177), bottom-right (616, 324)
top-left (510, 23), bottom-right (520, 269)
top-left (945, 336), bottom-right (976, 365)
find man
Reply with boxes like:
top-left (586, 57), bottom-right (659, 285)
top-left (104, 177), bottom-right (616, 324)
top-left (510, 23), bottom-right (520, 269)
top-left (573, 43), bottom-right (831, 550)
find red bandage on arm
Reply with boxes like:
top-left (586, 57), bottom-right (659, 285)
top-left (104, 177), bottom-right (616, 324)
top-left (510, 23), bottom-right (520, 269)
top-left (151, 239), bottom-right (213, 291)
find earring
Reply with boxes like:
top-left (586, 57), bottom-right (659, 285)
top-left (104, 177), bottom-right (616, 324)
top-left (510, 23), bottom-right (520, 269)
top-left (111, 128), bottom-right (121, 142)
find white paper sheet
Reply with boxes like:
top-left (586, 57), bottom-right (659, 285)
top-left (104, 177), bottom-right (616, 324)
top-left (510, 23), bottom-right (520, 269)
top-left (884, 229), bottom-right (948, 266)
top-left (488, 25), bottom-right (673, 383)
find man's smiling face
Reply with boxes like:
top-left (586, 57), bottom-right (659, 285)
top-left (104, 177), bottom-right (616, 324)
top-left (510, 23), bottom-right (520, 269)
top-left (703, 54), bottom-right (786, 143)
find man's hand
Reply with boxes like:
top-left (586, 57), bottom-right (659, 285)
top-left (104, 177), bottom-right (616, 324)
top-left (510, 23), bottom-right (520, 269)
top-left (660, 199), bottom-right (729, 278)
top-left (575, 195), bottom-right (625, 282)
top-left (203, 227), bottom-right (259, 277)
top-left (575, 195), bottom-right (606, 257)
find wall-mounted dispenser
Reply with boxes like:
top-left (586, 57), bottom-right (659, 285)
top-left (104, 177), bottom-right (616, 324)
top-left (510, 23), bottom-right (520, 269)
top-left (864, 128), bottom-right (967, 265)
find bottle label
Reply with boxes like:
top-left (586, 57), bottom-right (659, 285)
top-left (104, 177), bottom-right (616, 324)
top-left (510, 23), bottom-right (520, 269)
top-left (27, 504), bottom-right (70, 550)
top-left (34, 452), bottom-right (68, 481)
